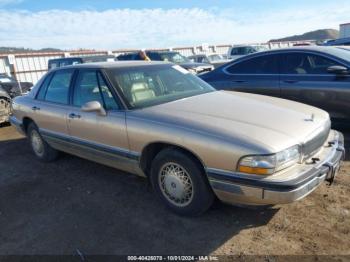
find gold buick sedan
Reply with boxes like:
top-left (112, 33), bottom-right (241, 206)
top-left (10, 61), bottom-right (345, 215)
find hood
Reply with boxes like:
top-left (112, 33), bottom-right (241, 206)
top-left (134, 91), bottom-right (330, 153)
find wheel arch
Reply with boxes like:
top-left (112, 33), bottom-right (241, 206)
top-left (139, 141), bottom-right (207, 177)
top-left (22, 116), bottom-right (35, 134)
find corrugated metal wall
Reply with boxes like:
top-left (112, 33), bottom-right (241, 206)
top-left (0, 40), bottom-right (315, 84)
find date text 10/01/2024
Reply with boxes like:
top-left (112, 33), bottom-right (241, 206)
top-left (127, 256), bottom-right (219, 261)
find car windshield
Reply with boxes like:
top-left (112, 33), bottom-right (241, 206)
top-left (107, 64), bottom-right (215, 109)
top-left (208, 54), bottom-right (223, 61)
top-left (159, 52), bottom-right (190, 63)
top-left (253, 46), bottom-right (269, 52)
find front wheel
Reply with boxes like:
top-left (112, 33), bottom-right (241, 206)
top-left (150, 148), bottom-right (214, 216)
top-left (27, 122), bottom-right (59, 162)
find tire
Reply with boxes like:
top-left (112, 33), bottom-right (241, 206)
top-left (150, 148), bottom-right (214, 216)
top-left (27, 122), bottom-right (59, 162)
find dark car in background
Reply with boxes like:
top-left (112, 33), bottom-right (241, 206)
top-left (323, 37), bottom-right (350, 46)
top-left (117, 51), bottom-right (214, 74)
top-left (48, 55), bottom-right (115, 70)
top-left (0, 73), bottom-right (33, 123)
top-left (200, 46), bottom-right (350, 124)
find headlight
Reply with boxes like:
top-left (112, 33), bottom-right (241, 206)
top-left (238, 145), bottom-right (300, 175)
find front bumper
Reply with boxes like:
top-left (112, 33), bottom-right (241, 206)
top-left (207, 130), bottom-right (345, 206)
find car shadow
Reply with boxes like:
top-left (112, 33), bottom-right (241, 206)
top-left (0, 137), bottom-right (279, 255)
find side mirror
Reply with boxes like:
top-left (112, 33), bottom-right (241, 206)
top-left (327, 65), bottom-right (349, 75)
top-left (81, 101), bottom-right (106, 116)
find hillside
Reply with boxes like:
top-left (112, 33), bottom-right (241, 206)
top-left (269, 29), bottom-right (339, 42)
top-left (0, 47), bottom-right (62, 54)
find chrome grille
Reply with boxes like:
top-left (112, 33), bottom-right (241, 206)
top-left (302, 122), bottom-right (331, 161)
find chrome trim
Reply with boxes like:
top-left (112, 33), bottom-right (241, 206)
top-left (39, 128), bottom-right (140, 160)
top-left (39, 128), bottom-right (144, 176)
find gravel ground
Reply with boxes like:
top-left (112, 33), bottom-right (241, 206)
top-left (0, 124), bottom-right (349, 258)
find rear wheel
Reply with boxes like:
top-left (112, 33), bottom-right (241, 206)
top-left (27, 122), bottom-right (59, 162)
top-left (150, 148), bottom-right (214, 216)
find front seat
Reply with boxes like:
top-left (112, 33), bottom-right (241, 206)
top-left (130, 82), bottom-right (156, 102)
top-left (287, 56), bottom-right (307, 74)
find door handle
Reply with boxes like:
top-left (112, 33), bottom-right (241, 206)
top-left (233, 80), bottom-right (246, 83)
top-left (283, 80), bottom-right (298, 84)
top-left (31, 106), bottom-right (40, 111)
top-left (68, 113), bottom-right (81, 119)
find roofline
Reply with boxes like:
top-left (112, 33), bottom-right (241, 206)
top-left (48, 61), bottom-right (173, 71)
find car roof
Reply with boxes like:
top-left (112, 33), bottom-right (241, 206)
top-left (242, 46), bottom-right (348, 56)
top-left (270, 46), bottom-right (338, 52)
top-left (49, 61), bottom-right (172, 70)
top-left (49, 55), bottom-right (114, 61)
top-left (231, 44), bottom-right (265, 48)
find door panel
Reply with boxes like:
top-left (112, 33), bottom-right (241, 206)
top-left (217, 74), bottom-right (280, 97)
top-left (33, 100), bottom-right (69, 135)
top-left (279, 52), bottom-right (350, 121)
top-left (67, 108), bottom-right (128, 150)
top-left (280, 75), bottom-right (350, 120)
top-left (66, 69), bottom-right (136, 173)
top-left (33, 69), bottom-right (75, 135)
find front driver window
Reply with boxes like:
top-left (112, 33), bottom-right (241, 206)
top-left (73, 70), bottom-right (119, 110)
top-left (307, 55), bottom-right (341, 74)
top-left (282, 53), bottom-right (341, 75)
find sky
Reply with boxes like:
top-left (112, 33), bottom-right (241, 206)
top-left (0, 0), bottom-right (349, 50)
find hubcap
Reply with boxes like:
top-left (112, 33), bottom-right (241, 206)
top-left (159, 162), bottom-right (193, 207)
top-left (31, 130), bottom-right (44, 157)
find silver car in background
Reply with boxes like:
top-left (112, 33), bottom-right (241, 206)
top-left (228, 44), bottom-right (269, 60)
top-left (188, 53), bottom-right (231, 68)
top-left (10, 61), bottom-right (345, 215)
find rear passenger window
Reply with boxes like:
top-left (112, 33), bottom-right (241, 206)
top-left (226, 55), bottom-right (278, 74)
top-left (37, 73), bottom-right (53, 100)
top-left (44, 70), bottom-right (74, 104)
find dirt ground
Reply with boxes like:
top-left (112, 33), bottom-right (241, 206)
top-left (0, 124), bottom-right (349, 258)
